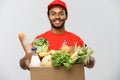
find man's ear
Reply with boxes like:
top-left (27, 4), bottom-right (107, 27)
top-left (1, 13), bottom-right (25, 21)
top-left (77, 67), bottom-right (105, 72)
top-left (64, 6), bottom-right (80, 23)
top-left (48, 15), bottom-right (50, 20)
top-left (65, 16), bottom-right (68, 20)
top-left (65, 14), bottom-right (68, 20)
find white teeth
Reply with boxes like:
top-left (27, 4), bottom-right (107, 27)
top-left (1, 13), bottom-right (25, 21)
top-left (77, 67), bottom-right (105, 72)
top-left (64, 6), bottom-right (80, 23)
top-left (55, 20), bottom-right (60, 23)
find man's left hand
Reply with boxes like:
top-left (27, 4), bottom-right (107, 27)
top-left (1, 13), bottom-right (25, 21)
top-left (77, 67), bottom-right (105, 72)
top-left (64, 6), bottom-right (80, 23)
top-left (84, 56), bottom-right (95, 68)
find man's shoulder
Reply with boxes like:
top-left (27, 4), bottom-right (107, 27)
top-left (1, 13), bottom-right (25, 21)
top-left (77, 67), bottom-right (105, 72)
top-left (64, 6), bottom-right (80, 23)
top-left (35, 30), bottom-right (50, 39)
top-left (66, 31), bottom-right (80, 38)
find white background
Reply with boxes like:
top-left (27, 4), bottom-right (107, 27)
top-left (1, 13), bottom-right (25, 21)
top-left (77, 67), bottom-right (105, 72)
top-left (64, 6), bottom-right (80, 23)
top-left (0, 0), bottom-right (120, 80)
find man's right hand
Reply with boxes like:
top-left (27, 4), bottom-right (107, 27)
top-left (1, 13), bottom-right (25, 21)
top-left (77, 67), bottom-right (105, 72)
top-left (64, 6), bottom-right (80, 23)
top-left (19, 54), bottom-right (32, 70)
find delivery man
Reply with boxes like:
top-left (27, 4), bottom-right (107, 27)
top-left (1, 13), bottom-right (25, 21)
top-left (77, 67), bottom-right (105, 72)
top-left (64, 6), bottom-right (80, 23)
top-left (19, 0), bottom-right (95, 70)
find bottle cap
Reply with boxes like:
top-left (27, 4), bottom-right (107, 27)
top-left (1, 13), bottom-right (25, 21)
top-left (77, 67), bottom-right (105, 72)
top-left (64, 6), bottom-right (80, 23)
top-left (31, 47), bottom-right (37, 51)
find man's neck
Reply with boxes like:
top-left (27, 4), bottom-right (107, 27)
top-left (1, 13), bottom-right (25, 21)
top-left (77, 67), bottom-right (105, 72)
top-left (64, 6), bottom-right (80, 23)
top-left (51, 27), bottom-right (66, 34)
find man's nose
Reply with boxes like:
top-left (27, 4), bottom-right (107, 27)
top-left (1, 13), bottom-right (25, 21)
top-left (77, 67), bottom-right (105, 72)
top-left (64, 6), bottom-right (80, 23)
top-left (55, 14), bottom-right (60, 19)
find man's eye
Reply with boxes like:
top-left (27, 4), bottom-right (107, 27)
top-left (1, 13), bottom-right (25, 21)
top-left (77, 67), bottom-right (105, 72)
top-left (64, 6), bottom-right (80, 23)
top-left (50, 13), bottom-right (55, 16)
top-left (59, 13), bottom-right (64, 16)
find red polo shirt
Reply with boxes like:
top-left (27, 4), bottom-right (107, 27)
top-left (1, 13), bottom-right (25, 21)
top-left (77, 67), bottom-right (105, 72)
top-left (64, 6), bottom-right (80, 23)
top-left (35, 30), bottom-right (84, 50)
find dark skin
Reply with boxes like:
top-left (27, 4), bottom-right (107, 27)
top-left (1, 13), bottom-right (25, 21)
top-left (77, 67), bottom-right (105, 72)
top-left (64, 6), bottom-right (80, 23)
top-left (19, 6), bottom-right (95, 70)
top-left (48, 6), bottom-right (67, 34)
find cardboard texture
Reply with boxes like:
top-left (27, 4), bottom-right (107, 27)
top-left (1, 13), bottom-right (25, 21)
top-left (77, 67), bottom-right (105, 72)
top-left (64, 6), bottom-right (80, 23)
top-left (30, 64), bottom-right (85, 80)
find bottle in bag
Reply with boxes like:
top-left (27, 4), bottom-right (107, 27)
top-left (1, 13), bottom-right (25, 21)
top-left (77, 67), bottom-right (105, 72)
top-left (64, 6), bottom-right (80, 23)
top-left (30, 47), bottom-right (41, 67)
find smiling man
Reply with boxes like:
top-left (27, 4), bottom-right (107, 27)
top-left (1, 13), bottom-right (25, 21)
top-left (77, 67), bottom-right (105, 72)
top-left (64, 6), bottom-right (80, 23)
top-left (20, 0), bottom-right (95, 70)
top-left (48, 6), bottom-right (67, 29)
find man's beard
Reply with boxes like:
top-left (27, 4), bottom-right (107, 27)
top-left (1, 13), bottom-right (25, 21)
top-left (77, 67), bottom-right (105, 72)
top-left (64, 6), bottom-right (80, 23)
top-left (50, 19), bottom-right (65, 29)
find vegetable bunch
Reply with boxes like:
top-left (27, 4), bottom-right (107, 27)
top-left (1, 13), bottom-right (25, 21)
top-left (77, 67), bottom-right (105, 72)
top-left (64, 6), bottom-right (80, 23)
top-left (33, 38), bottom-right (49, 54)
top-left (51, 50), bottom-right (72, 69)
top-left (32, 38), bottom-right (94, 69)
top-left (71, 45), bottom-right (94, 64)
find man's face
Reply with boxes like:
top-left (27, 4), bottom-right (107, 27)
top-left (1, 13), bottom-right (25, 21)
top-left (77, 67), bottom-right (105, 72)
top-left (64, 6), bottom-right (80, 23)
top-left (48, 6), bottom-right (67, 29)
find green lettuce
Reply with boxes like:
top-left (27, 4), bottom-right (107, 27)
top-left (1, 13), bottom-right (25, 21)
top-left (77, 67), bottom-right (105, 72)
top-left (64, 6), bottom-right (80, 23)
top-left (33, 38), bottom-right (48, 54)
top-left (51, 50), bottom-right (72, 69)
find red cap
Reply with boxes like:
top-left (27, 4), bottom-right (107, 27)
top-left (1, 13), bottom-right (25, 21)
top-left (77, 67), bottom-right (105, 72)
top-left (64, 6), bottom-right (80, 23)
top-left (48, 0), bottom-right (67, 11)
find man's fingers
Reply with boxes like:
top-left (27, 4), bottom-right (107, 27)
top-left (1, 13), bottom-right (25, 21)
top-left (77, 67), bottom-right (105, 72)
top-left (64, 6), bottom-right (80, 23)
top-left (25, 59), bottom-right (30, 70)
top-left (84, 56), bottom-right (95, 68)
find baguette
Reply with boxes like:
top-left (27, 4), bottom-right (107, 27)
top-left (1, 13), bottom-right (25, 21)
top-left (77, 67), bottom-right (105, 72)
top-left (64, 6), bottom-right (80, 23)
top-left (18, 32), bottom-right (32, 55)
